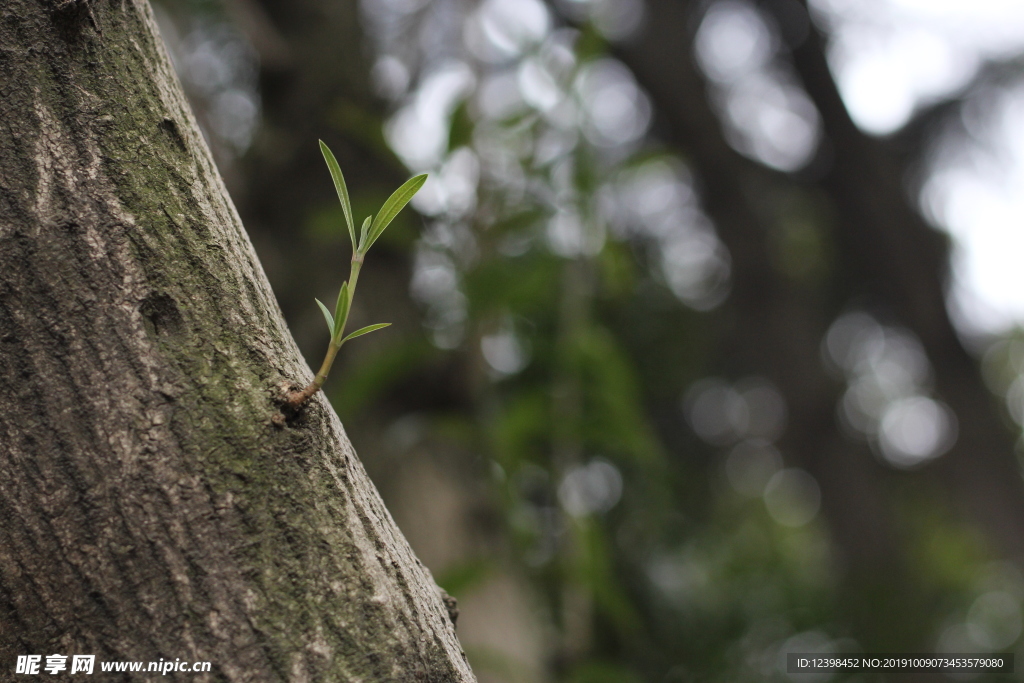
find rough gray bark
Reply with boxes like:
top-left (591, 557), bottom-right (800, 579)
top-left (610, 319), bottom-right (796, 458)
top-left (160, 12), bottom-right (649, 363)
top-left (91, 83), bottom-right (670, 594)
top-left (0, 1), bottom-right (474, 681)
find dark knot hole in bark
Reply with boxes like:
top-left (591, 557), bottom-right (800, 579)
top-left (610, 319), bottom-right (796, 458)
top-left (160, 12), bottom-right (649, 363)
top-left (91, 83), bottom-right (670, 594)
top-left (140, 292), bottom-right (184, 339)
top-left (158, 118), bottom-right (187, 153)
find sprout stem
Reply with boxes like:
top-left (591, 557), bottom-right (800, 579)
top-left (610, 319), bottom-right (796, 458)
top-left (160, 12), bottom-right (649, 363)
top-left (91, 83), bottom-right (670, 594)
top-left (287, 252), bottom-right (364, 409)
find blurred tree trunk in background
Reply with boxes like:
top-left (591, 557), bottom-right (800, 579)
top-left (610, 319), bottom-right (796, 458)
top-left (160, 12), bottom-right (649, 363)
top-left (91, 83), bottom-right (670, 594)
top-left (614, 0), bottom-right (1024, 651)
top-left (0, 1), bottom-right (474, 679)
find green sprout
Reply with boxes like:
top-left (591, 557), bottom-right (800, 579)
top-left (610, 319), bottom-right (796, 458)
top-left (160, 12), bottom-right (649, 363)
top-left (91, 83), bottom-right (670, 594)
top-left (287, 140), bottom-right (427, 409)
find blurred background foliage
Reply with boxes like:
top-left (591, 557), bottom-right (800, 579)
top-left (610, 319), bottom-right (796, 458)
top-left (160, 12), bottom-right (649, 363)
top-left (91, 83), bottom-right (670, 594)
top-left (153, 0), bottom-right (1024, 679)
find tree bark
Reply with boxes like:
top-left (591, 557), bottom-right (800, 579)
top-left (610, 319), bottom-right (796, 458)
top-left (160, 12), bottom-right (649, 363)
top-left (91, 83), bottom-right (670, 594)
top-left (0, 1), bottom-right (474, 681)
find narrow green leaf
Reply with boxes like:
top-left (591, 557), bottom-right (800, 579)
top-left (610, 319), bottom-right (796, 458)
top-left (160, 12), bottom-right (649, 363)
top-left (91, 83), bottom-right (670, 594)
top-left (319, 140), bottom-right (356, 250)
top-left (315, 298), bottom-right (335, 336)
top-left (341, 323), bottom-right (391, 344)
top-left (365, 174), bottom-right (427, 251)
top-left (358, 216), bottom-right (372, 252)
top-left (332, 281), bottom-right (350, 340)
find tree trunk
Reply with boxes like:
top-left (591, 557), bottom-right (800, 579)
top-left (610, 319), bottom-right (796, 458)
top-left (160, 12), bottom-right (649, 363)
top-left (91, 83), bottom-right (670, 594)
top-left (0, 1), bottom-right (474, 680)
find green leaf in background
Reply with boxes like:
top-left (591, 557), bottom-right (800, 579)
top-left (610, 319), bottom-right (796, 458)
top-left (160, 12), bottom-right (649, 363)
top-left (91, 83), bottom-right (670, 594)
top-left (574, 327), bottom-right (662, 463)
top-left (319, 140), bottom-right (356, 250)
top-left (341, 322), bottom-right (391, 344)
top-left (365, 174), bottom-right (427, 251)
top-left (447, 101), bottom-right (474, 152)
top-left (568, 662), bottom-right (644, 683)
top-left (579, 522), bottom-right (641, 634)
top-left (492, 389), bottom-right (550, 467)
top-left (435, 559), bottom-right (493, 597)
top-left (332, 281), bottom-right (350, 340)
top-left (315, 298), bottom-right (335, 335)
top-left (329, 338), bottom-right (434, 419)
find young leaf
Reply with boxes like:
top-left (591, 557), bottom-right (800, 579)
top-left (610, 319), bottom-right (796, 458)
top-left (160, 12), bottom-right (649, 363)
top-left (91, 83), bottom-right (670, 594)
top-left (341, 323), bottom-right (391, 344)
top-left (358, 215), bottom-right (372, 252)
top-left (315, 298), bottom-right (335, 335)
top-left (332, 281), bottom-right (351, 340)
top-left (319, 140), bottom-right (356, 250)
top-left (364, 174), bottom-right (427, 251)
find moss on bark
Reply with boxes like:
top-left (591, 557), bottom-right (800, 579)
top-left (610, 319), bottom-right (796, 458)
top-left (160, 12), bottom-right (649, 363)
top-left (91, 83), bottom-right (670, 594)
top-left (0, 2), bottom-right (474, 680)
